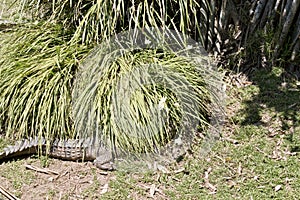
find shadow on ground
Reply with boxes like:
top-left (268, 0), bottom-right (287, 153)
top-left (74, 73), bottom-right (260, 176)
top-left (238, 67), bottom-right (300, 146)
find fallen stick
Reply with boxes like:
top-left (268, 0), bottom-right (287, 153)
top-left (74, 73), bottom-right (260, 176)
top-left (0, 185), bottom-right (20, 200)
top-left (24, 164), bottom-right (59, 175)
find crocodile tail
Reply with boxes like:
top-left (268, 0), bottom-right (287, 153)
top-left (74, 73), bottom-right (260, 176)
top-left (0, 137), bottom-right (46, 162)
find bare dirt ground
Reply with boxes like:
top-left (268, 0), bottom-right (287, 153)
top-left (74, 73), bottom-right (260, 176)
top-left (0, 158), bottom-right (115, 199)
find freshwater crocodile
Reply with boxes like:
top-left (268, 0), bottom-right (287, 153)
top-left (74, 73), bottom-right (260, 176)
top-left (0, 137), bottom-right (116, 170)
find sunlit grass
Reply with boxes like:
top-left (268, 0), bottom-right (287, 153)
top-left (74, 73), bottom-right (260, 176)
top-left (0, 23), bottom-right (89, 139)
top-left (72, 45), bottom-right (219, 154)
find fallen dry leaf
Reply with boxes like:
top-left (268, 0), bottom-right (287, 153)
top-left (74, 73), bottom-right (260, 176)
top-left (274, 185), bottom-right (282, 192)
top-left (237, 163), bottom-right (242, 175)
top-left (203, 167), bottom-right (217, 193)
top-left (100, 183), bottom-right (109, 194)
top-left (149, 184), bottom-right (156, 197)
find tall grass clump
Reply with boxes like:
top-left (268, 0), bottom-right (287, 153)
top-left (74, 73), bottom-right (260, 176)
top-left (0, 23), bottom-right (89, 139)
top-left (0, 0), bottom-right (222, 153)
top-left (73, 45), bottom-right (216, 154)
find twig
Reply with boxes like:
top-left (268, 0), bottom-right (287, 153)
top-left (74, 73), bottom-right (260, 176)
top-left (223, 137), bottom-right (239, 144)
top-left (0, 185), bottom-right (20, 200)
top-left (137, 183), bottom-right (166, 198)
top-left (204, 167), bottom-right (217, 193)
top-left (24, 164), bottom-right (59, 175)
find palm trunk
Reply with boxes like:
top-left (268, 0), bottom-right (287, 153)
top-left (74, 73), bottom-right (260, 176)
top-left (208, 0), bottom-right (299, 71)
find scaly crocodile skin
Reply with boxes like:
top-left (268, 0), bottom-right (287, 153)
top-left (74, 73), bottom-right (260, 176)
top-left (0, 137), bottom-right (115, 170)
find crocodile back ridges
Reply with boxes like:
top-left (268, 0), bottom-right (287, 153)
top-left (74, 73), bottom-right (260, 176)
top-left (0, 137), bottom-right (99, 162)
top-left (0, 137), bottom-right (46, 161)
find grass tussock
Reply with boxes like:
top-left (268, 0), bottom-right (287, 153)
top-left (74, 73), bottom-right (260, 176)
top-left (0, 23), bottom-right (89, 139)
top-left (0, 0), bottom-right (219, 150)
top-left (73, 46), bottom-right (216, 153)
